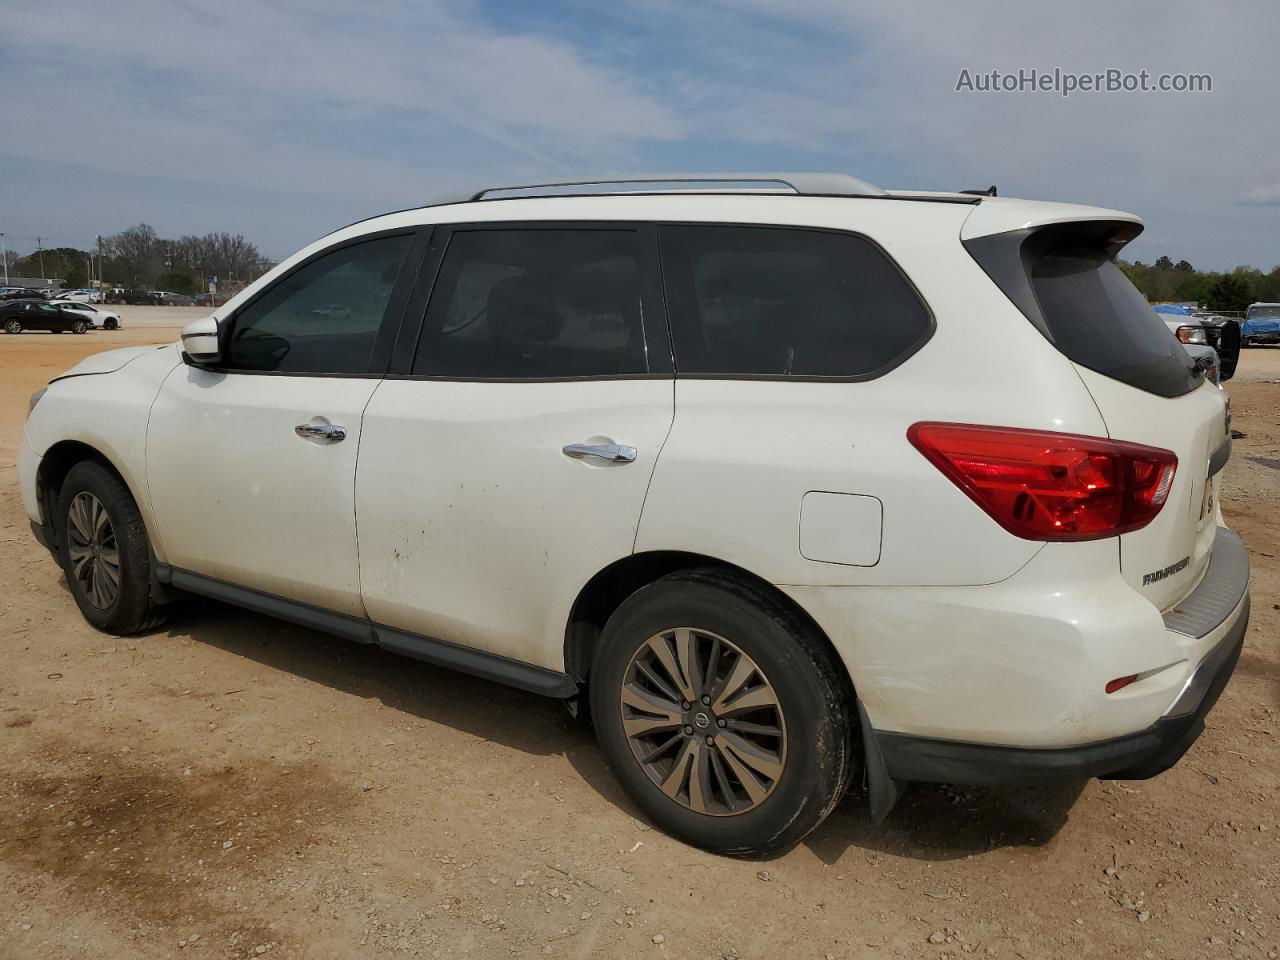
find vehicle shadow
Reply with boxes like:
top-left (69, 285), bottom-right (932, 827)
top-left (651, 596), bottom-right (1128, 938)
top-left (160, 597), bottom-right (1085, 864)
top-left (158, 598), bottom-right (637, 815)
top-left (803, 778), bottom-right (1086, 864)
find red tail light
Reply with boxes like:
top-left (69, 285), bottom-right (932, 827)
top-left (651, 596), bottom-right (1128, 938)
top-left (908, 422), bottom-right (1177, 542)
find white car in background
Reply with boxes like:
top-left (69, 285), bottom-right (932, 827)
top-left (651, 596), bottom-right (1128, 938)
top-left (54, 290), bottom-right (105, 304)
top-left (50, 300), bottom-right (122, 330)
top-left (18, 173), bottom-right (1251, 856)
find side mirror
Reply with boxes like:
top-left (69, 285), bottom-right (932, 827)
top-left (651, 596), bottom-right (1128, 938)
top-left (181, 315), bottom-right (222, 366)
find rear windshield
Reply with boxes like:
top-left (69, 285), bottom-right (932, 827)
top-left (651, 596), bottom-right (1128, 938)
top-left (966, 224), bottom-right (1201, 397)
top-left (1031, 248), bottom-right (1200, 396)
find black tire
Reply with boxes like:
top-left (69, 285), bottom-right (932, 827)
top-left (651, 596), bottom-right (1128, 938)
top-left (590, 569), bottom-right (856, 857)
top-left (55, 461), bottom-right (165, 635)
top-left (4, 319), bottom-right (22, 334)
top-left (71, 320), bottom-right (88, 334)
top-left (104, 319), bottom-right (118, 330)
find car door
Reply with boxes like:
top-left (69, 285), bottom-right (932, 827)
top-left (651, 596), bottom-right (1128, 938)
top-left (31, 302), bottom-right (60, 330)
top-left (356, 223), bottom-right (675, 670)
top-left (146, 229), bottom-right (428, 617)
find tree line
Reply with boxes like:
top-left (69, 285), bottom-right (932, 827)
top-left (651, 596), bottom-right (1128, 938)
top-left (1119, 255), bottom-right (1280, 313)
top-left (2, 224), bottom-right (271, 294)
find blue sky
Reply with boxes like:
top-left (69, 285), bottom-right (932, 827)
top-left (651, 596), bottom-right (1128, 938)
top-left (2, 0), bottom-right (1278, 270)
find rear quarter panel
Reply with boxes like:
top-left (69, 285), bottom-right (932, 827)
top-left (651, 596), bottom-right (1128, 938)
top-left (635, 200), bottom-right (1112, 587)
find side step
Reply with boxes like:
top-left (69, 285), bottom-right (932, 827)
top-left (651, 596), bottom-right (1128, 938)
top-left (157, 565), bottom-right (579, 698)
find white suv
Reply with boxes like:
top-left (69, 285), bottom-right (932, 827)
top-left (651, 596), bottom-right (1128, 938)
top-left (19, 174), bottom-right (1251, 856)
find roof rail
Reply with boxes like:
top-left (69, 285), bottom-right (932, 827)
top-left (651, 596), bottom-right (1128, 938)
top-left (428, 172), bottom-right (888, 206)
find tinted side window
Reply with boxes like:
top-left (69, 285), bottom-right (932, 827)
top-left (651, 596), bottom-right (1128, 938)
top-left (413, 229), bottom-right (647, 378)
top-left (225, 234), bottom-right (413, 374)
top-left (660, 225), bottom-right (932, 377)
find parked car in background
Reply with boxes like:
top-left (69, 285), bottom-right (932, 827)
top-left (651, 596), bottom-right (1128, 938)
top-left (193, 293), bottom-right (228, 307)
top-left (155, 291), bottom-right (195, 306)
top-left (56, 289), bottom-right (106, 304)
top-left (1, 286), bottom-right (54, 301)
top-left (2, 299), bottom-right (90, 333)
top-left (19, 174), bottom-right (1249, 856)
top-left (1243, 302), bottom-right (1280, 346)
top-left (1154, 305), bottom-right (1240, 381)
top-left (117, 289), bottom-right (160, 305)
top-left (51, 300), bottom-right (122, 330)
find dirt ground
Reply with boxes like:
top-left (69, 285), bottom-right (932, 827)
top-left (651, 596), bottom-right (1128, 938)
top-left (1, 311), bottom-right (1277, 960)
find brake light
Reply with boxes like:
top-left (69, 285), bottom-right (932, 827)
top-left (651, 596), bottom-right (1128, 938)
top-left (908, 422), bottom-right (1177, 541)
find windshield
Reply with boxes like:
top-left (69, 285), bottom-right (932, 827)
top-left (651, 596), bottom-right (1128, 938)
top-left (1247, 305), bottom-right (1280, 320)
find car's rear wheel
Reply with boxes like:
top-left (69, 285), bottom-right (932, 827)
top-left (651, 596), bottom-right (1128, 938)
top-left (4, 319), bottom-right (21, 334)
top-left (71, 320), bottom-right (88, 334)
top-left (56, 461), bottom-right (165, 635)
top-left (590, 570), bottom-right (856, 857)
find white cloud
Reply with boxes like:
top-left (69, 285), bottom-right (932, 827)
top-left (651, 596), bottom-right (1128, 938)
top-left (2, 0), bottom-right (1278, 268)
top-left (1241, 184), bottom-right (1280, 206)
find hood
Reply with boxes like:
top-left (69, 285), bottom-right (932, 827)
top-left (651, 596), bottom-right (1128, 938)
top-left (50, 344), bottom-right (174, 382)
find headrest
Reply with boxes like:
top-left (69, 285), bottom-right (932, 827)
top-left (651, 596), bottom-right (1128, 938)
top-left (487, 275), bottom-right (562, 348)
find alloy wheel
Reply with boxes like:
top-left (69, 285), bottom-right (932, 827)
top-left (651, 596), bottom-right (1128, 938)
top-left (619, 628), bottom-right (787, 816)
top-left (66, 492), bottom-right (120, 609)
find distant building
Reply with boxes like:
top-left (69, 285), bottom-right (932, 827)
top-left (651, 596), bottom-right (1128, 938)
top-left (0, 277), bottom-right (63, 290)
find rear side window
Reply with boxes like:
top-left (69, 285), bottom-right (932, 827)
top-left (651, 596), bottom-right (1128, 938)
top-left (225, 234), bottom-right (413, 375)
top-left (659, 225), bottom-right (932, 378)
top-left (413, 229), bottom-right (648, 379)
top-left (1030, 249), bottom-right (1200, 396)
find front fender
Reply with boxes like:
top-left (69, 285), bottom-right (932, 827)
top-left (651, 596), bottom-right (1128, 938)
top-left (25, 344), bottom-right (183, 561)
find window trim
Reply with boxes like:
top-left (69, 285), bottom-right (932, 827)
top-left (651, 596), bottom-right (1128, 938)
top-left (655, 221), bottom-right (936, 383)
top-left (209, 226), bottom-right (433, 379)
top-left (388, 220), bottom-right (674, 382)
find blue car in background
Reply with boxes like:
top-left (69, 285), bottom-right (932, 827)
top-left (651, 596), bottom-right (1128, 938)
top-left (1243, 302), bottom-right (1280, 346)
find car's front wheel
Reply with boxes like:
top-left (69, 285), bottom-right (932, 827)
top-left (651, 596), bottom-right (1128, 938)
top-left (590, 570), bottom-right (856, 857)
top-left (104, 318), bottom-right (118, 330)
top-left (56, 461), bottom-right (164, 635)
top-left (4, 319), bottom-right (21, 334)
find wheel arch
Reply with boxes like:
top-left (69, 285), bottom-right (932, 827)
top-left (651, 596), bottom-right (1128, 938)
top-left (35, 440), bottom-right (140, 551)
top-left (563, 551), bottom-right (857, 704)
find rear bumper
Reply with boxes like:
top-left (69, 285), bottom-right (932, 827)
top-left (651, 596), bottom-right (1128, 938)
top-left (873, 592), bottom-right (1248, 784)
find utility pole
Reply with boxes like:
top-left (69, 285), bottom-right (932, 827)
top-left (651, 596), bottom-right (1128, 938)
top-left (36, 236), bottom-right (46, 280)
top-left (0, 231), bottom-right (7, 286)
top-left (96, 235), bottom-right (104, 289)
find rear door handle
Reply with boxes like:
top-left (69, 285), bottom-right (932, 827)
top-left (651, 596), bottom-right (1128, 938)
top-left (295, 422), bottom-right (347, 444)
top-left (562, 442), bottom-right (637, 463)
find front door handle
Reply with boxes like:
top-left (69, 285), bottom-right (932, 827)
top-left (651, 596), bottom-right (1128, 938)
top-left (295, 422), bottom-right (347, 444)
top-left (562, 442), bottom-right (637, 463)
